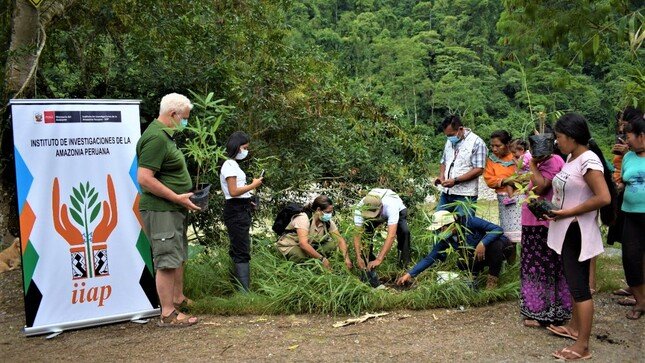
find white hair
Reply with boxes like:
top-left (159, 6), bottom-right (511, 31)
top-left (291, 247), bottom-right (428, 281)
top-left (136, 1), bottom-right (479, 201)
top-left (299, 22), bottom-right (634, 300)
top-left (159, 93), bottom-right (193, 115)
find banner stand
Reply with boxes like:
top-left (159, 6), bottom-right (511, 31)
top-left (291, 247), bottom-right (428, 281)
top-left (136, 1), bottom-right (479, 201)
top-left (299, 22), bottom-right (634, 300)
top-left (11, 99), bottom-right (160, 336)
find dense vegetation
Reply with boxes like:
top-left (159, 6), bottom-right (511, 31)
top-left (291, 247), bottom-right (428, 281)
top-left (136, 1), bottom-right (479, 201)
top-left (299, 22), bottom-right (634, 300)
top-left (1, 1), bottom-right (642, 313)
top-left (3, 1), bottom-right (642, 204)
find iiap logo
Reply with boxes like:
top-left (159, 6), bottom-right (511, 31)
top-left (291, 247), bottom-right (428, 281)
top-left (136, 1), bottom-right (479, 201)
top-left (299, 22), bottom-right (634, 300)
top-left (52, 175), bottom-right (117, 307)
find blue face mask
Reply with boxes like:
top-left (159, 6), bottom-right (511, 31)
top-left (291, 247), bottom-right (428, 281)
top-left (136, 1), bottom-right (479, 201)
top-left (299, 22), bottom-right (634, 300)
top-left (180, 118), bottom-right (188, 128)
top-left (320, 212), bottom-right (332, 222)
top-left (448, 135), bottom-right (460, 145)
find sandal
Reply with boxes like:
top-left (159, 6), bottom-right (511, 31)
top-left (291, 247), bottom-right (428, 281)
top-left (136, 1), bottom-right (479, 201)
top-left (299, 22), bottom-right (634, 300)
top-left (552, 347), bottom-right (592, 361)
top-left (546, 324), bottom-right (578, 340)
top-left (617, 297), bottom-right (636, 306)
top-left (625, 309), bottom-right (643, 320)
top-left (612, 287), bottom-right (632, 296)
top-left (174, 297), bottom-right (194, 312)
top-left (158, 309), bottom-right (198, 327)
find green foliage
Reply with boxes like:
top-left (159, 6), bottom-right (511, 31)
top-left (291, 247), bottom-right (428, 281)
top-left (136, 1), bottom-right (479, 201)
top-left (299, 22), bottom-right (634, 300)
top-left (184, 208), bottom-right (519, 316)
top-left (180, 91), bottom-right (229, 187)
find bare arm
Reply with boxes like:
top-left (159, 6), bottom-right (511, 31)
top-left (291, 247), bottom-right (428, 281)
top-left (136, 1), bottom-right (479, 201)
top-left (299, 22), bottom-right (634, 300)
top-left (295, 228), bottom-right (322, 259)
top-left (444, 167), bottom-right (484, 188)
top-left (367, 224), bottom-right (398, 269)
top-left (528, 158), bottom-right (551, 195)
top-left (226, 176), bottom-right (263, 197)
top-left (353, 228), bottom-right (366, 269)
top-left (458, 167), bottom-right (484, 182)
top-left (137, 167), bottom-right (199, 211)
top-left (332, 230), bottom-right (350, 260)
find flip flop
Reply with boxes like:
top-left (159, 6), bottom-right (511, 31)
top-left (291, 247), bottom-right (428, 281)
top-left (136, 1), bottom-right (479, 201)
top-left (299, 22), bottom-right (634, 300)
top-left (552, 347), bottom-right (592, 361)
top-left (617, 297), bottom-right (637, 306)
top-left (626, 309), bottom-right (643, 320)
top-left (612, 288), bottom-right (632, 296)
top-left (547, 325), bottom-right (578, 340)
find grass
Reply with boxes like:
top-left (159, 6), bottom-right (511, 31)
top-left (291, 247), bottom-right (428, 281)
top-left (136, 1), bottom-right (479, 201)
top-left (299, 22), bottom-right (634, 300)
top-left (183, 201), bottom-right (626, 316)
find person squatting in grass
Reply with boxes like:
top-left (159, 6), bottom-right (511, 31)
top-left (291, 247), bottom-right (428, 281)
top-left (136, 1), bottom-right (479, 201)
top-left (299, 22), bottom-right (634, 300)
top-left (396, 210), bottom-right (515, 290)
top-left (220, 131), bottom-right (263, 292)
top-left (545, 113), bottom-right (617, 361)
top-left (353, 188), bottom-right (410, 286)
top-left (136, 92), bottom-right (199, 327)
top-left (275, 195), bottom-right (353, 270)
top-left (615, 117), bottom-right (645, 320)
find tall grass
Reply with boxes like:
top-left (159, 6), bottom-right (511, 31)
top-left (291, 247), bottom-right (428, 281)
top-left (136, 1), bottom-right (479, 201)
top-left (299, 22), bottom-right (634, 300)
top-left (184, 201), bottom-right (524, 316)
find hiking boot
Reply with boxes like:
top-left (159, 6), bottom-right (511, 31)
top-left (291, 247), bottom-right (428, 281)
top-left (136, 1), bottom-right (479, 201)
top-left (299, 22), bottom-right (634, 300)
top-left (486, 275), bottom-right (499, 290)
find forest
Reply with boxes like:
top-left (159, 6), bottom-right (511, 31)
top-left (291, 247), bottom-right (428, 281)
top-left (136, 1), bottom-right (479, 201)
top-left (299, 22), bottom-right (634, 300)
top-left (1, 1), bottom-right (644, 313)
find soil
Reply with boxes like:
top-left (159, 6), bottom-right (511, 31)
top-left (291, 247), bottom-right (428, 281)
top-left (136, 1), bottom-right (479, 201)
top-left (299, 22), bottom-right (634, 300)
top-left (1, 269), bottom-right (642, 362)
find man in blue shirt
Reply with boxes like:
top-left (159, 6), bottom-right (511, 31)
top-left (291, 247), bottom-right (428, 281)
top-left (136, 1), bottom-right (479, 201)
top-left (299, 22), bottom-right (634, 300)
top-left (396, 210), bottom-right (513, 289)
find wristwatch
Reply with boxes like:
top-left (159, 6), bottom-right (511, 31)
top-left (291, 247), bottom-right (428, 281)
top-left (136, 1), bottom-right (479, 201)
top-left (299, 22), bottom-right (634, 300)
top-left (454, 177), bottom-right (461, 185)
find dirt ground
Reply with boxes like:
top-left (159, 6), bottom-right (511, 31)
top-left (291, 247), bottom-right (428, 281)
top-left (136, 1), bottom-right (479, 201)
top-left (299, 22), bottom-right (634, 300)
top-left (0, 269), bottom-right (643, 362)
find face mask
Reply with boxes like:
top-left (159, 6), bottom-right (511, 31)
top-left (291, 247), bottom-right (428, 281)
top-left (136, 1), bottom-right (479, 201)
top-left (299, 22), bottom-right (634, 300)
top-left (320, 212), bottom-right (332, 222)
top-left (448, 135), bottom-right (460, 145)
top-left (180, 118), bottom-right (188, 128)
top-left (235, 149), bottom-right (248, 160)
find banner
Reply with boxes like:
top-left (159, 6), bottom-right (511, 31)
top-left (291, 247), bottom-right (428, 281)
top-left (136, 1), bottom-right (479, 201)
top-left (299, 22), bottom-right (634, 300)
top-left (10, 99), bottom-right (159, 336)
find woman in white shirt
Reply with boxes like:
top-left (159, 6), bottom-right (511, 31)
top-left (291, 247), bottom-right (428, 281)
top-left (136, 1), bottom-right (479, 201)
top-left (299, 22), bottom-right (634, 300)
top-left (220, 131), bottom-right (263, 292)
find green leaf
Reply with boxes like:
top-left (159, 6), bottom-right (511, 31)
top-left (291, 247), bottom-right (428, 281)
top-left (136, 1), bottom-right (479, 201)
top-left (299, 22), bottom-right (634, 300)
top-left (88, 192), bottom-right (99, 208)
top-left (70, 208), bottom-right (84, 226)
top-left (89, 203), bottom-right (101, 223)
top-left (73, 187), bottom-right (83, 203)
top-left (592, 34), bottom-right (600, 54)
top-left (70, 195), bottom-right (82, 212)
top-left (79, 182), bottom-right (86, 198)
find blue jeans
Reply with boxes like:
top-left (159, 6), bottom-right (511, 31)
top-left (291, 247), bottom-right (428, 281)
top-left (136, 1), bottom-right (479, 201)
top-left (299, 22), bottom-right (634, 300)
top-left (436, 193), bottom-right (477, 217)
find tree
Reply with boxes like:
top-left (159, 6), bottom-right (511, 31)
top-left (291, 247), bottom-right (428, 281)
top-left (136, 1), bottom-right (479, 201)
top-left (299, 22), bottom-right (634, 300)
top-left (1, 0), bottom-right (78, 235)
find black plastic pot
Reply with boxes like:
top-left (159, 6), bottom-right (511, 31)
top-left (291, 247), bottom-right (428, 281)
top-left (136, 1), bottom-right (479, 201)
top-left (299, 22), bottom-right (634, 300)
top-left (527, 199), bottom-right (556, 220)
top-left (529, 133), bottom-right (555, 158)
top-left (189, 183), bottom-right (211, 211)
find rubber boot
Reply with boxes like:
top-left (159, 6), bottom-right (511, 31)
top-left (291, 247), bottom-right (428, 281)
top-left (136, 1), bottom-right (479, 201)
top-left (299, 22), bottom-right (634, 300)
top-left (234, 262), bottom-right (250, 292)
top-left (486, 275), bottom-right (499, 290)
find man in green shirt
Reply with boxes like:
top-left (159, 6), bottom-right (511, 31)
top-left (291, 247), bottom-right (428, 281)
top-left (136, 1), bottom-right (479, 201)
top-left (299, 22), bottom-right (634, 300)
top-left (137, 93), bottom-right (200, 327)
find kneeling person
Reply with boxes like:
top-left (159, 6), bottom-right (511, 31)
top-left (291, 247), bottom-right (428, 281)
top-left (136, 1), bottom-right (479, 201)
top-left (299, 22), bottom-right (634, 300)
top-left (276, 196), bottom-right (352, 269)
top-left (397, 210), bottom-right (512, 289)
top-left (354, 188), bottom-right (411, 269)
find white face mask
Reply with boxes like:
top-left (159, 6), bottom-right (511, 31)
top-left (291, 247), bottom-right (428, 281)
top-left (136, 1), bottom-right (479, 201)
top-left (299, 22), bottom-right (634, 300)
top-left (235, 149), bottom-right (248, 160)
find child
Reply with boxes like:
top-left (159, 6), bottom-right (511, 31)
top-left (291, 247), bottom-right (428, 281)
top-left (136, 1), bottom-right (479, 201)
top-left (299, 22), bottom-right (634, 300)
top-left (503, 139), bottom-right (533, 204)
top-left (511, 139), bottom-right (532, 173)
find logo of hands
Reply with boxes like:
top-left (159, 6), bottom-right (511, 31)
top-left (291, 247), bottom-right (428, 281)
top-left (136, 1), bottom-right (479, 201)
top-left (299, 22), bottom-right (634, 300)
top-left (52, 175), bottom-right (118, 245)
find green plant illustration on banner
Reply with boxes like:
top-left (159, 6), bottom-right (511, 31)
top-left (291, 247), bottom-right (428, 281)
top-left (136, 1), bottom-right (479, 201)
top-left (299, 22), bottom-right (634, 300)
top-left (69, 181), bottom-right (101, 278)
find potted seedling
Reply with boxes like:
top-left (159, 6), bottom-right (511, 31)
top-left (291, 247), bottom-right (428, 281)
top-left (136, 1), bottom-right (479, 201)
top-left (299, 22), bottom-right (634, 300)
top-left (528, 111), bottom-right (555, 158)
top-left (181, 91), bottom-right (230, 211)
top-left (514, 178), bottom-right (556, 220)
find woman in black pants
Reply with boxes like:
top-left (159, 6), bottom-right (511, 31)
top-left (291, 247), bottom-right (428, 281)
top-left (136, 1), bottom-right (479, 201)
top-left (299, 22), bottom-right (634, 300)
top-left (545, 114), bottom-right (616, 361)
top-left (617, 118), bottom-right (645, 319)
top-left (220, 131), bottom-right (263, 291)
